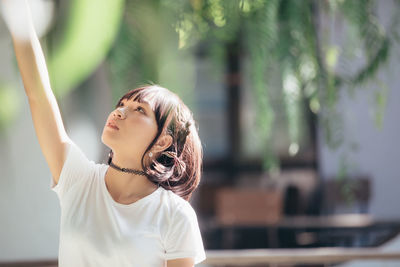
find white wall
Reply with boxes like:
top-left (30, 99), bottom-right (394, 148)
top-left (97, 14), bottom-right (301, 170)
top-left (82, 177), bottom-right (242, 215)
top-left (317, 0), bottom-right (400, 219)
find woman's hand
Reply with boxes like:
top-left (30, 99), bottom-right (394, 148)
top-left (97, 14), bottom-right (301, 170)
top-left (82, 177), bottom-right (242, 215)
top-left (1, 0), bottom-right (33, 40)
top-left (1, 0), bottom-right (54, 40)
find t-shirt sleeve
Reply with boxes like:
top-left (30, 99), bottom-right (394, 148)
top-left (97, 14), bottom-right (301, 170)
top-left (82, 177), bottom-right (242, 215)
top-left (164, 201), bottom-right (206, 264)
top-left (50, 141), bottom-right (95, 200)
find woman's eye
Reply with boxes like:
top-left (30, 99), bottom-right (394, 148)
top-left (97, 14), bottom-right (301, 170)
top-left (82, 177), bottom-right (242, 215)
top-left (136, 106), bottom-right (145, 113)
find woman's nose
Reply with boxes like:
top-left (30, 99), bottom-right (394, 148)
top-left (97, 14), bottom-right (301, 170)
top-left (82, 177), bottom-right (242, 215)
top-left (113, 107), bottom-right (127, 119)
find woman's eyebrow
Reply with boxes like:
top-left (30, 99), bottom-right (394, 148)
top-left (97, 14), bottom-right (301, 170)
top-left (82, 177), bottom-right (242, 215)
top-left (131, 100), bottom-right (153, 113)
top-left (137, 100), bottom-right (151, 108)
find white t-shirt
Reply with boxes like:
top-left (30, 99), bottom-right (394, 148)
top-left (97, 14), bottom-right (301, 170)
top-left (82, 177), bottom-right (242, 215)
top-left (50, 142), bottom-right (206, 266)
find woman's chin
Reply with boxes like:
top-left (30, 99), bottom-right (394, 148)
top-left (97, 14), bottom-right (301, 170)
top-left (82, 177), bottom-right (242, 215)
top-left (101, 133), bottom-right (112, 147)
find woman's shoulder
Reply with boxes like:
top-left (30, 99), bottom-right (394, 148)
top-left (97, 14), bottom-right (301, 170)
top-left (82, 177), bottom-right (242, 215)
top-left (159, 187), bottom-right (188, 205)
top-left (158, 187), bottom-right (196, 218)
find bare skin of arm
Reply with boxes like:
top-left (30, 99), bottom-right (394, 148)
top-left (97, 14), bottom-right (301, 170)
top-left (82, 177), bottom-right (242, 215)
top-left (167, 258), bottom-right (195, 267)
top-left (4, 0), bottom-right (71, 185)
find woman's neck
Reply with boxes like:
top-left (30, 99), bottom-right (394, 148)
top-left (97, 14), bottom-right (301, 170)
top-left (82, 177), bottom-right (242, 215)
top-left (104, 166), bottom-right (158, 204)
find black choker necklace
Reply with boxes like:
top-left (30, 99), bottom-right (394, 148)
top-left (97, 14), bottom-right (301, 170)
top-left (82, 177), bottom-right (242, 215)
top-left (108, 161), bottom-right (147, 176)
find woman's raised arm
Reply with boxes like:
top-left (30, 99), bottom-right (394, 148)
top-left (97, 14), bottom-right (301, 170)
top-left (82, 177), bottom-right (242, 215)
top-left (2, 0), bottom-right (71, 185)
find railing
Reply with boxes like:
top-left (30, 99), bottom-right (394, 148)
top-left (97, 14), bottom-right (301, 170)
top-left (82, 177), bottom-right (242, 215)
top-left (1, 248), bottom-right (400, 266)
top-left (203, 248), bottom-right (400, 266)
top-left (0, 261), bottom-right (57, 267)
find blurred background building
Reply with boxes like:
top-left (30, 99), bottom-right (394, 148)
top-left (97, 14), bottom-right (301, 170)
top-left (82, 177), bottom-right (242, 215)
top-left (0, 0), bottom-right (400, 266)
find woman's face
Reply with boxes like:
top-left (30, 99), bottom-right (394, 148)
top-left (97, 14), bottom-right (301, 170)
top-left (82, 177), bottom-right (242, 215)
top-left (101, 97), bottom-right (158, 159)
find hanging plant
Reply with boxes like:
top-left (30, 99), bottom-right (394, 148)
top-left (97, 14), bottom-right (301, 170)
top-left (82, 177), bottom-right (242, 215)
top-left (106, 0), bottom-right (400, 176)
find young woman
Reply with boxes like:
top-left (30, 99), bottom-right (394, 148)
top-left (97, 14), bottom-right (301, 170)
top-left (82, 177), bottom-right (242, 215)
top-left (1, 0), bottom-right (206, 266)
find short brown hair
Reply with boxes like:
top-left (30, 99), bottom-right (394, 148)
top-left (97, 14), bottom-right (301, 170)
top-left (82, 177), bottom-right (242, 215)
top-left (108, 84), bottom-right (203, 201)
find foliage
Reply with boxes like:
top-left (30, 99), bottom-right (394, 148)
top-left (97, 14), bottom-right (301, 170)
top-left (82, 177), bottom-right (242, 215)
top-left (47, 0), bottom-right (125, 98)
top-left (0, 83), bottom-right (20, 133)
top-left (107, 0), bottom-right (400, 176)
top-left (107, 0), bottom-right (198, 106)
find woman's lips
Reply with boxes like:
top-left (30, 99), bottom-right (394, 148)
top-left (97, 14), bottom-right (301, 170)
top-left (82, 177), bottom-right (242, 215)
top-left (106, 122), bottom-right (119, 130)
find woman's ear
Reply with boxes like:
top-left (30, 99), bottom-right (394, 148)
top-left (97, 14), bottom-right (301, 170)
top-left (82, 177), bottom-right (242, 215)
top-left (154, 134), bottom-right (173, 152)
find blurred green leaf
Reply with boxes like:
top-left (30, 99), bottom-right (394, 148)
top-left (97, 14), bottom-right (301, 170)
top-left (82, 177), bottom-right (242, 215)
top-left (48, 0), bottom-right (125, 98)
top-left (0, 83), bottom-right (20, 132)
